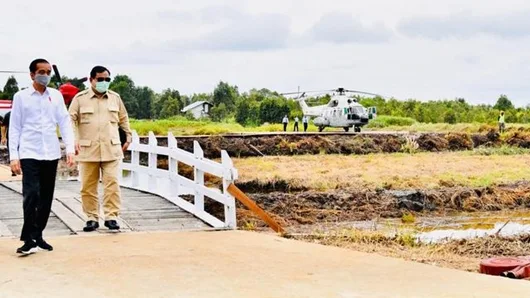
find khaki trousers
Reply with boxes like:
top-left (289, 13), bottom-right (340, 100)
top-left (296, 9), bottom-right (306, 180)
top-left (79, 160), bottom-right (121, 221)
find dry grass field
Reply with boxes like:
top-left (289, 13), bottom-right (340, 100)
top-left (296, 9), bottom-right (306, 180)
top-left (233, 151), bottom-right (530, 191)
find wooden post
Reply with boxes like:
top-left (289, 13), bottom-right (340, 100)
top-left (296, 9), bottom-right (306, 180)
top-left (227, 183), bottom-right (284, 234)
top-left (131, 131), bottom-right (140, 188)
top-left (222, 150), bottom-right (237, 229)
top-left (193, 141), bottom-right (205, 213)
top-left (168, 132), bottom-right (179, 198)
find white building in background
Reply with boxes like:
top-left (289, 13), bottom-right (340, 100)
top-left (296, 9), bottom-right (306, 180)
top-left (181, 101), bottom-right (213, 119)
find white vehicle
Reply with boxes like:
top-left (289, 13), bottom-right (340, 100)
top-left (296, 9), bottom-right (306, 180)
top-left (282, 87), bottom-right (381, 132)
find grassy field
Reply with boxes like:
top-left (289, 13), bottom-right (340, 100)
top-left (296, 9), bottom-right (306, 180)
top-left (130, 116), bottom-right (530, 136)
top-left (232, 150), bottom-right (530, 191)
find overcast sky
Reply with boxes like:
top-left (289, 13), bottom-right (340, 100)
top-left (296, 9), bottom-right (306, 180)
top-left (2, 0), bottom-right (530, 106)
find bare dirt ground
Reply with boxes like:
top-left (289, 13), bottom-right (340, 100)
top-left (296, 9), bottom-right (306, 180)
top-left (1, 231), bottom-right (530, 298)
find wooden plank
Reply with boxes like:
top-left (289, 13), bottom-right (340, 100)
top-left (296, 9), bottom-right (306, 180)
top-left (1, 217), bottom-right (72, 238)
top-left (50, 200), bottom-right (85, 233)
top-left (55, 197), bottom-right (85, 220)
top-left (54, 189), bottom-right (80, 200)
top-left (55, 197), bottom-right (132, 232)
top-left (227, 183), bottom-right (285, 234)
top-left (123, 217), bottom-right (208, 231)
top-left (1, 181), bottom-right (22, 193)
top-left (0, 220), bottom-right (13, 237)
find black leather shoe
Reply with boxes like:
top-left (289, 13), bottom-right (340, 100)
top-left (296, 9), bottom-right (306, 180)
top-left (104, 220), bottom-right (120, 230)
top-left (83, 220), bottom-right (99, 232)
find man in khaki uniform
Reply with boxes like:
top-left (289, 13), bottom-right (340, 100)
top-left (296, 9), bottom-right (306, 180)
top-left (69, 66), bottom-right (132, 232)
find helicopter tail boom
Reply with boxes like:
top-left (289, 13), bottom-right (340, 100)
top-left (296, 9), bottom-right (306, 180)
top-left (296, 97), bottom-right (321, 116)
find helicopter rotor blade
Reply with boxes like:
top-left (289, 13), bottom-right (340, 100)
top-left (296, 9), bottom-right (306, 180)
top-left (342, 89), bottom-right (384, 97)
top-left (281, 89), bottom-right (334, 96)
top-left (52, 64), bottom-right (62, 85)
top-left (0, 70), bottom-right (26, 73)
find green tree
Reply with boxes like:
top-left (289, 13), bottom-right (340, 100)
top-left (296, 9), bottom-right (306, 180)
top-left (259, 97), bottom-right (290, 124)
top-left (212, 81), bottom-right (238, 110)
top-left (493, 94), bottom-right (514, 111)
top-left (109, 75), bottom-right (138, 118)
top-left (443, 111), bottom-right (457, 124)
top-left (153, 89), bottom-right (181, 119)
top-left (160, 96), bottom-right (182, 119)
top-left (135, 86), bottom-right (155, 119)
top-left (210, 103), bottom-right (229, 122)
top-left (2, 76), bottom-right (19, 100)
top-left (235, 96), bottom-right (260, 125)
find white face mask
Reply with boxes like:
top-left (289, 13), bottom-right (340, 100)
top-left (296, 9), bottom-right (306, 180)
top-left (35, 74), bottom-right (51, 86)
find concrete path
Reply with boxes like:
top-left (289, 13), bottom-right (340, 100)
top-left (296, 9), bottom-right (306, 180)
top-left (0, 230), bottom-right (528, 298)
top-left (0, 164), bottom-right (19, 182)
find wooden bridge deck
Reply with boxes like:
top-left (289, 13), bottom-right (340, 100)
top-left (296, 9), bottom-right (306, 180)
top-left (0, 179), bottom-right (210, 239)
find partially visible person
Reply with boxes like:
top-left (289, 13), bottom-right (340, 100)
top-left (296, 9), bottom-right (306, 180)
top-left (69, 65), bottom-right (132, 232)
top-left (498, 111), bottom-right (505, 133)
top-left (9, 58), bottom-right (75, 254)
top-left (282, 115), bottom-right (288, 132)
top-left (302, 115), bottom-right (309, 132)
top-left (1, 111), bottom-right (15, 176)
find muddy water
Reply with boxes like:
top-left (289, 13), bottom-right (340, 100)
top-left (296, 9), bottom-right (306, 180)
top-left (288, 210), bottom-right (530, 243)
top-left (414, 210), bottom-right (530, 243)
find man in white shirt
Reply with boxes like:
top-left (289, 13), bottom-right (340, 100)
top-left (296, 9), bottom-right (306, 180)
top-left (293, 116), bottom-right (299, 132)
top-left (282, 115), bottom-right (288, 132)
top-left (9, 58), bottom-right (75, 254)
top-left (302, 115), bottom-right (309, 132)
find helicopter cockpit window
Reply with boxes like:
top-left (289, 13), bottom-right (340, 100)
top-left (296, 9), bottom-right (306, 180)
top-left (352, 107), bottom-right (364, 114)
top-left (330, 100), bottom-right (338, 107)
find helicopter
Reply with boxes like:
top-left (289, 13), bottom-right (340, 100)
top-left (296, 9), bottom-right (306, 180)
top-left (281, 87), bottom-right (381, 132)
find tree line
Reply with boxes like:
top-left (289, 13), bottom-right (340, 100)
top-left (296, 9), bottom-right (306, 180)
top-left (1, 75), bottom-right (528, 125)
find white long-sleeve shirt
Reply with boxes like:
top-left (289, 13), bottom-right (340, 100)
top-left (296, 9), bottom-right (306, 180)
top-left (8, 85), bottom-right (75, 161)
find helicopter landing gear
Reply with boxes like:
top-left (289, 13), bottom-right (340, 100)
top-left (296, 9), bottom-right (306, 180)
top-left (318, 126), bottom-right (325, 132)
top-left (343, 127), bottom-right (349, 132)
top-left (354, 126), bottom-right (361, 133)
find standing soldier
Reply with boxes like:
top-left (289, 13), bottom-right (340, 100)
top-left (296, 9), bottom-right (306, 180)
top-left (302, 115), bottom-right (309, 132)
top-left (282, 115), bottom-right (289, 132)
top-left (69, 66), bottom-right (132, 232)
top-left (498, 111), bottom-right (505, 133)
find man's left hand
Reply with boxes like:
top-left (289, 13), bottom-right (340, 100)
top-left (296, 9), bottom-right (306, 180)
top-left (122, 142), bottom-right (130, 152)
top-left (66, 153), bottom-right (75, 167)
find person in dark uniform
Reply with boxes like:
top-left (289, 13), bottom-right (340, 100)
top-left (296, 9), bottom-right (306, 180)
top-left (1, 111), bottom-right (16, 176)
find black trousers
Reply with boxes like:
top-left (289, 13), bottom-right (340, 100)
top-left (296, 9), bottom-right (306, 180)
top-left (294, 122), bottom-right (299, 131)
top-left (303, 123), bottom-right (308, 132)
top-left (283, 123), bottom-right (287, 131)
top-left (20, 159), bottom-right (59, 242)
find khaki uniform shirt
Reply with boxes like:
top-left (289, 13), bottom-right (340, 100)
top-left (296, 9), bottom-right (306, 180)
top-left (68, 88), bottom-right (132, 162)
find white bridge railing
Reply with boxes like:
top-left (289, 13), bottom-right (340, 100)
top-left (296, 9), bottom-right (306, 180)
top-left (118, 130), bottom-right (238, 229)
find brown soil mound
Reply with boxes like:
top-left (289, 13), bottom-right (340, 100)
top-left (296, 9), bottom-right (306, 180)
top-left (505, 131), bottom-right (530, 148)
top-left (227, 182), bottom-right (530, 228)
top-left (132, 131), bottom-right (522, 159)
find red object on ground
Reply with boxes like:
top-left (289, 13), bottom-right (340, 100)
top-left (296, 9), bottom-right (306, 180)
top-left (525, 265), bottom-right (530, 278)
top-left (59, 83), bottom-right (80, 105)
top-left (480, 257), bottom-right (529, 276)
